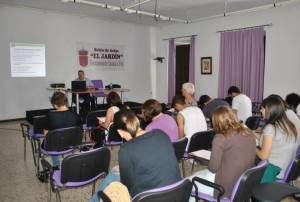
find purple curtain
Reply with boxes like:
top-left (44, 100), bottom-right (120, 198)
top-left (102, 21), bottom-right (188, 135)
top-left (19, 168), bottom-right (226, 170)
top-left (189, 36), bottom-right (195, 84)
top-left (218, 27), bottom-right (265, 102)
top-left (168, 39), bottom-right (175, 103)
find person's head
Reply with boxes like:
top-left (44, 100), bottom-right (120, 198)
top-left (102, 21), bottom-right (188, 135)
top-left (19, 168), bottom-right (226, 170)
top-left (114, 109), bottom-right (140, 139)
top-left (227, 86), bottom-right (240, 98)
top-left (141, 99), bottom-right (162, 122)
top-left (106, 91), bottom-right (122, 107)
top-left (212, 106), bottom-right (248, 137)
top-left (50, 92), bottom-right (68, 108)
top-left (182, 82), bottom-right (195, 96)
top-left (171, 95), bottom-right (186, 112)
top-left (261, 96), bottom-right (297, 138)
top-left (199, 95), bottom-right (211, 107)
top-left (285, 93), bottom-right (300, 110)
top-left (78, 70), bottom-right (85, 80)
top-left (268, 94), bottom-right (290, 110)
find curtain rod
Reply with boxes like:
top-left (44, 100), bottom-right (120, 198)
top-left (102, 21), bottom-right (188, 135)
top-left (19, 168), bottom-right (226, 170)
top-left (163, 34), bottom-right (197, 41)
top-left (216, 23), bottom-right (272, 33)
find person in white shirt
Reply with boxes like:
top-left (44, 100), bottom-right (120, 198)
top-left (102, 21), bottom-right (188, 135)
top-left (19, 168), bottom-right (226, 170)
top-left (227, 86), bottom-right (252, 123)
top-left (171, 95), bottom-right (207, 150)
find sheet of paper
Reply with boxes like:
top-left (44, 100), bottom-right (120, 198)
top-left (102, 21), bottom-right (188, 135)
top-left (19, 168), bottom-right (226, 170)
top-left (97, 117), bottom-right (106, 123)
top-left (189, 150), bottom-right (211, 160)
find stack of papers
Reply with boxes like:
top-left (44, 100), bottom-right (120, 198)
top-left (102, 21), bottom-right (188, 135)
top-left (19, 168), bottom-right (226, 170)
top-left (189, 150), bottom-right (211, 160)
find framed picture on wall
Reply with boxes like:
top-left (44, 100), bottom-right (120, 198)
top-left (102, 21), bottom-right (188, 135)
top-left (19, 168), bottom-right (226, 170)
top-left (201, 57), bottom-right (212, 75)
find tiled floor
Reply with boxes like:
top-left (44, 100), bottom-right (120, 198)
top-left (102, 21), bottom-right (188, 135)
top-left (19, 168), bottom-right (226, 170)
top-left (0, 120), bottom-right (204, 202)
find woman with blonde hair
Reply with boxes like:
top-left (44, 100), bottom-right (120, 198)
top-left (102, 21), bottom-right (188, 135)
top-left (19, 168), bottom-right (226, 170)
top-left (188, 106), bottom-right (256, 199)
top-left (182, 82), bottom-right (198, 107)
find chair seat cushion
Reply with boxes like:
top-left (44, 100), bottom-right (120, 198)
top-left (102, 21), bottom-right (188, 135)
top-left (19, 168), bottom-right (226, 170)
top-left (53, 170), bottom-right (106, 187)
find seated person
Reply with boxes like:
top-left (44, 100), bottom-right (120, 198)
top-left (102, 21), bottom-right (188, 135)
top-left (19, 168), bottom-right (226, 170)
top-left (182, 82), bottom-right (198, 107)
top-left (90, 109), bottom-right (181, 201)
top-left (256, 96), bottom-right (299, 178)
top-left (285, 92), bottom-right (300, 119)
top-left (72, 70), bottom-right (95, 112)
top-left (199, 95), bottom-right (230, 119)
top-left (98, 91), bottom-right (127, 129)
top-left (188, 106), bottom-right (256, 199)
top-left (172, 95), bottom-right (207, 149)
top-left (227, 86), bottom-right (252, 123)
top-left (43, 92), bottom-right (82, 167)
top-left (141, 99), bottom-right (179, 142)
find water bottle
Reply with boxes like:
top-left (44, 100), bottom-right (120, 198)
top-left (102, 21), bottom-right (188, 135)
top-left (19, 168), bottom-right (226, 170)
top-left (109, 82), bottom-right (112, 89)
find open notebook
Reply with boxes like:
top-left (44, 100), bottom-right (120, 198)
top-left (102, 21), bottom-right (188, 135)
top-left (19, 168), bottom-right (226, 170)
top-left (189, 150), bottom-right (211, 160)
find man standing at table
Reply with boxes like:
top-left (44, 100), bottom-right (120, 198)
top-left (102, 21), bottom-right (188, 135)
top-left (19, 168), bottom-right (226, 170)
top-left (73, 70), bottom-right (95, 113)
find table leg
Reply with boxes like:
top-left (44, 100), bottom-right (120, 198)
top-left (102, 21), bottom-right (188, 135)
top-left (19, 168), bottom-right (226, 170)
top-left (76, 94), bottom-right (79, 114)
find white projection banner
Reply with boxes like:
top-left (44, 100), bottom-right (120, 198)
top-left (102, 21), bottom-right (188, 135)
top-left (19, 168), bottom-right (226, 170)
top-left (10, 43), bottom-right (46, 77)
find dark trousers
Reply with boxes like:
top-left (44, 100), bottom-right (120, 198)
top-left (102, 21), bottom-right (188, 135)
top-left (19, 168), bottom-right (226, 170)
top-left (72, 94), bottom-right (95, 112)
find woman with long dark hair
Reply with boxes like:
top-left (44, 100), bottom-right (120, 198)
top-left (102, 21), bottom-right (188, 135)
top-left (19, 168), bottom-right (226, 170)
top-left (98, 91), bottom-right (127, 129)
top-left (256, 96), bottom-right (298, 178)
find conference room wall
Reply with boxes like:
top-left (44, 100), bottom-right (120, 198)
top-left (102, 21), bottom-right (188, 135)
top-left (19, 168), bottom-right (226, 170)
top-left (0, 6), bottom-right (153, 121)
top-left (155, 3), bottom-right (300, 102)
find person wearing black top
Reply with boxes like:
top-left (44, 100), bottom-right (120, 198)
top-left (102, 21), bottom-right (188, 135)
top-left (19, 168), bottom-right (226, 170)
top-left (90, 109), bottom-right (181, 201)
top-left (43, 92), bottom-right (81, 166)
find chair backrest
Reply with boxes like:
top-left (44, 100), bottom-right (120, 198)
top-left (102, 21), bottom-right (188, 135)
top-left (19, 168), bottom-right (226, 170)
top-left (282, 153), bottom-right (300, 183)
top-left (107, 123), bottom-right (123, 142)
top-left (231, 160), bottom-right (268, 201)
top-left (45, 126), bottom-right (83, 151)
top-left (20, 123), bottom-right (30, 138)
top-left (86, 110), bottom-right (107, 128)
top-left (91, 80), bottom-right (106, 97)
top-left (33, 116), bottom-right (47, 134)
top-left (187, 130), bottom-right (215, 153)
top-left (131, 179), bottom-right (193, 202)
top-left (245, 116), bottom-right (261, 130)
top-left (252, 102), bottom-right (261, 115)
top-left (60, 147), bottom-right (111, 184)
top-left (172, 138), bottom-right (188, 161)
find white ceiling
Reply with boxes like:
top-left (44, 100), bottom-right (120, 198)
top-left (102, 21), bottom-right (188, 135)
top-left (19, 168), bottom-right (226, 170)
top-left (0, 0), bottom-right (298, 26)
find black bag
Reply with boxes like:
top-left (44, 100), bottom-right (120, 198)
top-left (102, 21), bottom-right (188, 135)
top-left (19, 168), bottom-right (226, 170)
top-left (91, 128), bottom-right (106, 148)
top-left (37, 170), bottom-right (49, 183)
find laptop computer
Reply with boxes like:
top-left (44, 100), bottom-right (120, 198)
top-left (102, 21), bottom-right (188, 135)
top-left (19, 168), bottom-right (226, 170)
top-left (71, 81), bottom-right (86, 91)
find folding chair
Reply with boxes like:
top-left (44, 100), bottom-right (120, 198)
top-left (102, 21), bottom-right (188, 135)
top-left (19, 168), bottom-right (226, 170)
top-left (172, 137), bottom-right (188, 177)
top-left (42, 147), bottom-right (111, 202)
top-left (191, 160), bottom-right (267, 202)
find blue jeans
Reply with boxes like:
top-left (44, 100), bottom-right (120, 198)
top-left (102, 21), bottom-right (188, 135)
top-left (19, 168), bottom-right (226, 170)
top-left (90, 166), bottom-right (120, 202)
top-left (51, 155), bottom-right (60, 166)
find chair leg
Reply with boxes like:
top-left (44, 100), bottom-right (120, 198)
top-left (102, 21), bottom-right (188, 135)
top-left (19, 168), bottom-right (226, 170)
top-left (24, 137), bottom-right (27, 161)
top-left (191, 159), bottom-right (195, 173)
top-left (92, 181), bottom-right (96, 196)
top-left (30, 138), bottom-right (37, 166)
top-left (181, 159), bottom-right (186, 178)
top-left (56, 190), bottom-right (61, 202)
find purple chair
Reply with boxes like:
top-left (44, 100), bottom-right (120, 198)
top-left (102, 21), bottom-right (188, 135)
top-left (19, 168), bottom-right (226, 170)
top-left (184, 129), bottom-right (215, 172)
top-left (104, 123), bottom-right (123, 150)
top-left (91, 80), bottom-right (108, 105)
top-left (42, 147), bottom-right (111, 202)
top-left (276, 153), bottom-right (300, 184)
top-left (35, 126), bottom-right (83, 174)
top-left (172, 137), bottom-right (188, 178)
top-left (245, 116), bottom-right (261, 130)
top-left (82, 109), bottom-right (107, 141)
top-left (191, 160), bottom-right (268, 202)
top-left (20, 117), bottom-right (46, 166)
top-left (131, 179), bottom-right (193, 202)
